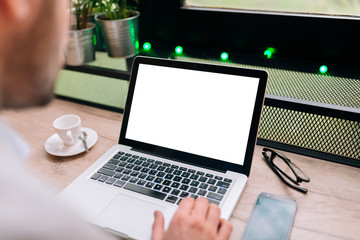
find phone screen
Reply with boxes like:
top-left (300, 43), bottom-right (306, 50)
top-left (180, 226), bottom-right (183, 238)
top-left (242, 192), bottom-right (297, 240)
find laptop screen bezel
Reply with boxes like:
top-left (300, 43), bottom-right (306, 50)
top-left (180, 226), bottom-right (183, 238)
top-left (119, 56), bottom-right (267, 176)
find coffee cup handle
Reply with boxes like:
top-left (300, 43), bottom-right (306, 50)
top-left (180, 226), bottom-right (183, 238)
top-left (66, 131), bottom-right (74, 145)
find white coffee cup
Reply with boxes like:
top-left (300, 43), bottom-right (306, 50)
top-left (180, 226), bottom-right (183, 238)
top-left (53, 114), bottom-right (81, 146)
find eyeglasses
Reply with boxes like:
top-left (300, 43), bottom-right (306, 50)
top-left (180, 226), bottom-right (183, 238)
top-left (262, 148), bottom-right (310, 193)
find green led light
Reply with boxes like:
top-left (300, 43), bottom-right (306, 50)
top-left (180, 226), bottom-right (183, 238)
top-left (143, 42), bottom-right (151, 51)
top-left (93, 35), bottom-right (97, 46)
top-left (175, 46), bottom-right (183, 54)
top-left (135, 40), bottom-right (139, 50)
top-left (220, 52), bottom-right (229, 61)
top-left (319, 65), bottom-right (328, 74)
top-left (264, 47), bottom-right (275, 59)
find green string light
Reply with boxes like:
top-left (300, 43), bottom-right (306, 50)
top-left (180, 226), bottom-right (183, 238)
top-left (319, 65), bottom-right (328, 74)
top-left (220, 52), bottom-right (229, 61)
top-left (175, 46), bottom-right (183, 54)
top-left (264, 47), bottom-right (275, 59)
top-left (143, 42), bottom-right (151, 51)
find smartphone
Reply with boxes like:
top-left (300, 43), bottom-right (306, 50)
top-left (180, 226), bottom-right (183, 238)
top-left (241, 192), bottom-right (297, 240)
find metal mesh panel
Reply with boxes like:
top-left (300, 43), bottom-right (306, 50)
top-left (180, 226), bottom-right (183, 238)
top-left (259, 106), bottom-right (360, 160)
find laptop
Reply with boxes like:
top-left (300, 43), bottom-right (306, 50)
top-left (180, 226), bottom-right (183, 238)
top-left (58, 56), bottom-right (268, 240)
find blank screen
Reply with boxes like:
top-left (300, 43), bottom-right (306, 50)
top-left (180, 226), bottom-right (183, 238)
top-left (125, 64), bottom-right (260, 165)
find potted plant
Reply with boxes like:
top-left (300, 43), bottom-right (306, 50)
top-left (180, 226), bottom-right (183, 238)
top-left (65, 0), bottom-right (98, 66)
top-left (95, 0), bottom-right (139, 58)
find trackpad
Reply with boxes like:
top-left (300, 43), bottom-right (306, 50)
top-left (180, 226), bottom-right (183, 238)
top-left (96, 193), bottom-right (166, 240)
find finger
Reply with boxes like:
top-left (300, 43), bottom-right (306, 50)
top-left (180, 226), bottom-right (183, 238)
top-left (191, 197), bottom-right (209, 219)
top-left (206, 203), bottom-right (221, 227)
top-left (151, 211), bottom-right (165, 240)
top-left (217, 219), bottom-right (233, 240)
top-left (176, 197), bottom-right (195, 215)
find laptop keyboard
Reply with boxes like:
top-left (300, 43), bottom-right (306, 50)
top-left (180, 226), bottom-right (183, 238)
top-left (90, 151), bottom-right (233, 206)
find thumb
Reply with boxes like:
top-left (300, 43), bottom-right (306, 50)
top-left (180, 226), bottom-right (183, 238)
top-left (152, 210), bottom-right (165, 240)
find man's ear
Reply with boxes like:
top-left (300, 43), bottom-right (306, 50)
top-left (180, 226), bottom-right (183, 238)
top-left (0, 0), bottom-right (31, 23)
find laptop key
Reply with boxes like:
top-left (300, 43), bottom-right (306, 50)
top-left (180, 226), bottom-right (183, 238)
top-left (173, 176), bottom-right (182, 182)
top-left (208, 185), bottom-right (218, 192)
top-left (145, 182), bottom-right (155, 188)
top-left (180, 192), bottom-right (189, 198)
top-left (97, 168), bottom-right (115, 177)
top-left (190, 174), bottom-right (199, 180)
top-left (118, 162), bottom-right (127, 167)
top-left (166, 195), bottom-right (178, 204)
top-left (224, 178), bottom-right (232, 183)
top-left (157, 172), bottom-right (166, 177)
top-left (173, 170), bottom-right (182, 176)
top-left (207, 198), bottom-right (220, 206)
top-left (124, 183), bottom-right (167, 200)
top-left (122, 169), bottom-right (132, 175)
top-left (162, 163), bottom-right (170, 167)
top-left (121, 175), bottom-right (131, 181)
top-left (190, 181), bottom-right (200, 187)
top-left (207, 179), bottom-right (216, 185)
top-left (207, 192), bottom-right (223, 201)
top-left (149, 170), bottom-right (158, 175)
top-left (205, 173), bottom-right (214, 178)
top-left (157, 166), bottom-right (166, 171)
top-left (199, 183), bottom-right (209, 190)
top-left (165, 174), bottom-right (174, 180)
top-left (171, 165), bottom-right (179, 169)
top-left (142, 162), bottom-right (151, 167)
top-left (163, 180), bottom-right (171, 186)
top-left (91, 173), bottom-right (101, 180)
top-left (181, 179), bottom-right (190, 184)
top-left (106, 178), bottom-right (116, 185)
top-left (154, 178), bottom-right (163, 183)
top-left (155, 161), bottom-right (163, 165)
top-left (215, 176), bottom-right (223, 180)
top-left (154, 184), bottom-right (163, 191)
top-left (137, 180), bottom-right (147, 186)
top-left (138, 173), bottom-right (147, 179)
top-left (113, 154), bottom-right (121, 160)
top-left (165, 168), bottom-right (174, 174)
top-left (108, 159), bottom-right (120, 165)
top-left (198, 189), bottom-right (207, 196)
top-left (216, 181), bottom-right (230, 189)
top-left (134, 160), bottom-right (143, 165)
top-left (130, 171), bottom-right (140, 177)
top-left (181, 172), bottom-right (190, 178)
top-left (188, 187), bottom-right (197, 193)
top-left (114, 173), bottom-right (123, 179)
top-left (218, 188), bottom-right (227, 195)
top-left (171, 189), bottom-right (180, 196)
top-left (162, 187), bottom-right (171, 193)
top-left (187, 169), bottom-right (196, 173)
top-left (113, 180), bottom-right (126, 188)
top-left (171, 182), bottom-right (180, 188)
top-left (133, 166), bottom-right (142, 171)
top-left (125, 153), bottom-right (132, 157)
top-left (115, 167), bottom-right (125, 172)
top-left (146, 175), bottom-right (155, 181)
top-left (129, 178), bottom-right (139, 184)
top-left (180, 185), bottom-right (189, 191)
top-left (117, 151), bottom-right (125, 155)
top-left (199, 176), bottom-right (208, 182)
top-left (196, 171), bottom-right (205, 176)
top-left (98, 175), bottom-right (109, 182)
top-left (140, 157), bottom-right (148, 161)
top-left (180, 167), bottom-right (187, 171)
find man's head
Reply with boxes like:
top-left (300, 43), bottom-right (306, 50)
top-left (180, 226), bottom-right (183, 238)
top-left (0, 0), bottom-right (69, 108)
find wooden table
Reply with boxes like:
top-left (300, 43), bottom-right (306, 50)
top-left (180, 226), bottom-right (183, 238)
top-left (2, 98), bottom-right (359, 240)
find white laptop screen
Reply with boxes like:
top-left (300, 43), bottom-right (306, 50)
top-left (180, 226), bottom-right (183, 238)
top-left (125, 63), bottom-right (260, 166)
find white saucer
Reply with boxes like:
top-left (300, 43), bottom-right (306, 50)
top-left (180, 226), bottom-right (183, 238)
top-left (45, 127), bottom-right (98, 157)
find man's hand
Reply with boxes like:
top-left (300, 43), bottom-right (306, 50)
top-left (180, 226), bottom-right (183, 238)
top-left (152, 197), bottom-right (233, 240)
